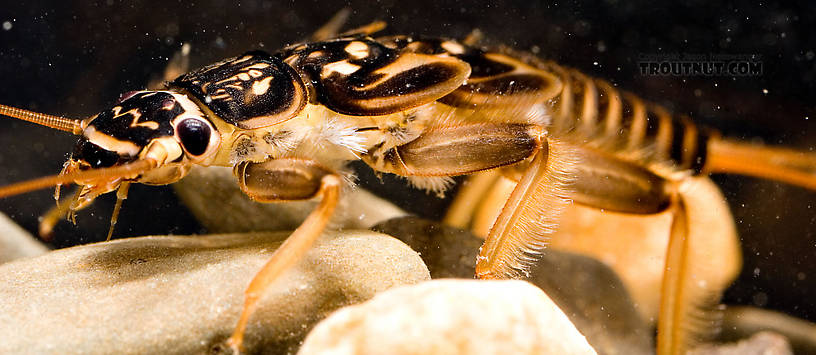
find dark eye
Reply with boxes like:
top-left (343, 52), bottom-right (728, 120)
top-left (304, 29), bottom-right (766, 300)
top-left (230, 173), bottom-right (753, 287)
top-left (177, 119), bottom-right (211, 156)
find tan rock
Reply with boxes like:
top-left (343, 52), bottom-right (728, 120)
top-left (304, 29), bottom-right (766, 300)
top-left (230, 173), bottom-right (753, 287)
top-left (374, 217), bottom-right (653, 355)
top-left (0, 212), bottom-right (48, 263)
top-left (721, 306), bottom-right (816, 355)
top-left (470, 175), bottom-right (742, 322)
top-left (173, 166), bottom-right (408, 233)
top-left (0, 230), bottom-right (429, 354)
top-left (690, 331), bottom-right (793, 355)
top-left (299, 279), bottom-right (598, 355)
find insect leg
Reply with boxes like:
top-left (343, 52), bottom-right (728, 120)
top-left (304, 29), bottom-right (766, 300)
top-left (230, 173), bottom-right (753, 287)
top-left (446, 143), bottom-right (674, 237)
top-left (224, 158), bottom-right (341, 353)
top-left (105, 182), bottom-right (130, 241)
top-left (658, 188), bottom-right (691, 355)
top-left (362, 123), bottom-right (543, 177)
top-left (462, 28), bottom-right (484, 46)
top-left (362, 122), bottom-right (579, 279)
top-left (501, 145), bottom-right (674, 214)
top-left (146, 43), bottom-right (191, 90)
top-left (37, 183), bottom-right (88, 240)
top-left (705, 137), bottom-right (816, 190)
top-left (309, 8), bottom-right (351, 41)
top-left (38, 197), bottom-right (73, 240)
top-left (474, 140), bottom-right (580, 279)
top-left (443, 170), bottom-right (501, 229)
top-left (309, 8), bottom-right (386, 42)
top-left (657, 179), bottom-right (733, 355)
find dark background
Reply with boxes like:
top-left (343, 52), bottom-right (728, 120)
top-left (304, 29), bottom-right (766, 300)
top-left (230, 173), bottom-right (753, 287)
top-left (0, 0), bottom-right (814, 324)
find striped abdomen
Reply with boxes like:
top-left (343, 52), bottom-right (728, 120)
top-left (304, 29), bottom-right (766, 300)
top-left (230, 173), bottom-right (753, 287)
top-left (388, 35), bottom-right (718, 177)
top-left (540, 62), bottom-right (717, 175)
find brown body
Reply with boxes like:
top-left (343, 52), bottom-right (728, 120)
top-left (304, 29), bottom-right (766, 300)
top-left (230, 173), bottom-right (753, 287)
top-left (0, 19), bottom-right (814, 355)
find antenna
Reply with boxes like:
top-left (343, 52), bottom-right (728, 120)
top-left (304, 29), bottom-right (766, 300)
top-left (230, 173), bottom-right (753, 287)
top-left (0, 104), bottom-right (83, 135)
top-left (0, 159), bottom-right (157, 198)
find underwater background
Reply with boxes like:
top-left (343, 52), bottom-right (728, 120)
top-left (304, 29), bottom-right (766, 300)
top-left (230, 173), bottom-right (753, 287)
top-left (0, 0), bottom-right (814, 328)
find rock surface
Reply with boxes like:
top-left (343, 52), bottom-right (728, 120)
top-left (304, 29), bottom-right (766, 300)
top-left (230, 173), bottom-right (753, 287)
top-left (0, 230), bottom-right (429, 354)
top-left (372, 217), bottom-right (482, 279)
top-left (0, 212), bottom-right (48, 263)
top-left (528, 250), bottom-right (653, 355)
top-left (374, 216), bottom-right (653, 355)
top-left (690, 331), bottom-right (793, 355)
top-left (299, 279), bottom-right (598, 355)
top-left (174, 166), bottom-right (408, 233)
top-left (720, 306), bottom-right (816, 355)
top-left (469, 175), bottom-right (742, 322)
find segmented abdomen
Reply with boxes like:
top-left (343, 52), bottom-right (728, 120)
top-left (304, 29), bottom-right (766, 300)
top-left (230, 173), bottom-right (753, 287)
top-left (387, 35), bottom-right (717, 176)
top-left (540, 62), bottom-right (717, 175)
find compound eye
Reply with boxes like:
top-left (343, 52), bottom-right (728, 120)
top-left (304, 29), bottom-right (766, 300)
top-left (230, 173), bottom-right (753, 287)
top-left (176, 118), bottom-right (211, 156)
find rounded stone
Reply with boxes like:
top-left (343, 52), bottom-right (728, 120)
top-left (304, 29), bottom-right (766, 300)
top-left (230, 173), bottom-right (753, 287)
top-left (299, 279), bottom-right (598, 355)
top-left (173, 166), bottom-right (408, 233)
top-left (0, 230), bottom-right (429, 354)
top-left (0, 212), bottom-right (48, 264)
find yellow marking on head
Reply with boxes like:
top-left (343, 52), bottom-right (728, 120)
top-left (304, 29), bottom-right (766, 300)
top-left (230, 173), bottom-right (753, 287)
top-left (111, 106), bottom-right (159, 129)
top-left (131, 119), bottom-right (159, 130)
top-left (169, 93), bottom-right (211, 122)
top-left (251, 77), bottom-right (274, 96)
top-left (84, 127), bottom-right (141, 156)
top-left (321, 60), bottom-right (361, 76)
top-left (307, 51), bottom-right (325, 59)
top-left (345, 41), bottom-right (370, 59)
top-left (112, 107), bottom-right (140, 120)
